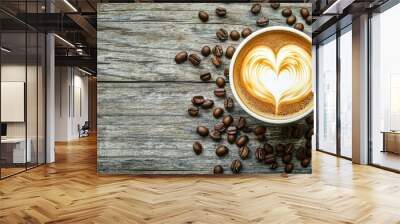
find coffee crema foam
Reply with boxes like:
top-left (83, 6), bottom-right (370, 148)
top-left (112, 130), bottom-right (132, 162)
top-left (233, 30), bottom-right (313, 120)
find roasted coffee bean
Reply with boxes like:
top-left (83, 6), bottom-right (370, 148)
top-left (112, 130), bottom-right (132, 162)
top-left (216, 145), bottom-right (229, 157)
top-left (224, 67), bottom-right (229, 78)
top-left (305, 115), bottom-right (314, 125)
top-left (188, 106), bottom-right (199, 117)
top-left (214, 122), bottom-right (226, 132)
top-left (236, 135), bottom-right (249, 147)
top-left (305, 139), bottom-right (312, 149)
top-left (236, 117), bottom-right (246, 130)
top-left (271, 3), bottom-right (280, 9)
top-left (214, 88), bottom-right (226, 97)
top-left (264, 154), bottom-right (276, 164)
top-left (296, 146), bottom-right (307, 161)
top-left (230, 30), bottom-right (240, 41)
top-left (210, 130), bottom-right (222, 141)
top-left (306, 146), bottom-right (312, 158)
top-left (223, 115), bottom-right (234, 127)
top-left (256, 134), bottom-right (266, 142)
top-left (216, 77), bottom-right (226, 88)
top-left (306, 15), bottom-right (312, 25)
top-left (188, 53), bottom-right (201, 66)
top-left (200, 72), bottom-right (211, 82)
top-left (211, 56), bottom-right (222, 68)
top-left (213, 165), bottom-right (224, 174)
top-left (250, 3), bottom-right (262, 14)
top-left (301, 158), bottom-right (310, 168)
top-left (216, 28), bottom-right (228, 41)
top-left (275, 143), bottom-right (285, 156)
top-left (282, 153), bottom-right (292, 164)
top-left (231, 159), bottom-right (242, 174)
top-left (201, 46), bottom-right (211, 57)
top-left (292, 126), bottom-right (304, 138)
top-left (215, 7), bottom-right (227, 17)
top-left (196, 126), bottom-right (209, 137)
top-left (175, 51), bottom-right (188, 64)
top-left (294, 23), bottom-right (304, 31)
top-left (287, 15), bottom-right (296, 26)
top-left (285, 143), bottom-right (294, 155)
top-left (212, 45), bottom-right (223, 57)
top-left (193, 141), bottom-right (203, 155)
top-left (270, 161), bottom-right (278, 169)
top-left (213, 107), bottom-right (224, 118)
top-left (254, 125), bottom-right (266, 135)
top-left (227, 134), bottom-right (236, 144)
top-left (300, 8), bottom-right (310, 19)
top-left (224, 97), bottom-right (234, 111)
top-left (227, 126), bottom-right (237, 135)
top-left (285, 163), bottom-right (294, 173)
top-left (201, 99), bottom-right (214, 109)
top-left (305, 127), bottom-right (313, 139)
top-left (239, 146), bottom-right (250, 159)
top-left (241, 27), bottom-right (252, 38)
top-left (256, 17), bottom-right (269, 27)
top-left (281, 8), bottom-right (292, 17)
top-left (192, 96), bottom-right (205, 106)
top-left (255, 147), bottom-right (266, 161)
top-left (225, 46), bottom-right (235, 59)
top-left (242, 126), bottom-right (253, 133)
top-left (198, 10), bottom-right (209, 22)
top-left (262, 144), bottom-right (272, 155)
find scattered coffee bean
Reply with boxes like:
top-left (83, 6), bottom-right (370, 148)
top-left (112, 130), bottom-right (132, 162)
top-left (210, 130), bottom-right (222, 141)
top-left (242, 126), bottom-right (253, 133)
top-left (264, 143), bottom-right (274, 154)
top-left (227, 134), bottom-right (236, 144)
top-left (241, 27), bottom-right (252, 38)
top-left (305, 127), bottom-right (313, 139)
top-left (175, 51), bottom-right (188, 64)
top-left (193, 141), bottom-right (203, 155)
top-left (192, 96), bottom-right (205, 106)
top-left (282, 154), bottom-right (292, 164)
top-left (216, 28), bottom-right (228, 41)
top-left (201, 46), bottom-right (211, 57)
top-left (264, 154), bottom-right (276, 164)
top-left (256, 134), bottom-right (266, 142)
top-left (255, 147), bottom-right (266, 161)
top-left (305, 115), bottom-right (314, 125)
top-left (300, 8), bottom-right (310, 19)
top-left (292, 126), bottom-right (304, 138)
top-left (188, 106), bottom-right (199, 117)
top-left (270, 161), bottom-right (278, 169)
top-left (250, 3), bottom-right (262, 14)
top-left (216, 145), bottom-right (229, 157)
top-left (212, 45), bottom-right (223, 57)
top-left (224, 68), bottom-right (229, 78)
top-left (254, 125), bottom-right (266, 135)
top-left (196, 126), bottom-right (209, 137)
top-left (281, 8), bottom-right (292, 17)
top-left (225, 46), bottom-right (235, 59)
top-left (285, 143), bottom-right (294, 154)
top-left (216, 77), bottom-right (226, 88)
top-left (287, 15), bottom-right (296, 26)
top-left (215, 7), bottom-right (227, 17)
top-left (231, 159), bottom-right (242, 174)
top-left (223, 115), bottom-right (234, 127)
top-left (211, 56), bottom-right (222, 68)
top-left (239, 146), bottom-right (250, 159)
top-left (285, 163), bottom-right (294, 173)
top-left (188, 53), bottom-right (201, 66)
top-left (213, 107), bottom-right (224, 118)
top-left (198, 10), bottom-right (209, 22)
top-left (224, 97), bottom-right (234, 111)
top-left (275, 143), bottom-right (285, 156)
top-left (230, 30), bottom-right (240, 41)
top-left (214, 122), bottom-right (226, 132)
top-left (294, 23), bottom-right (304, 31)
top-left (200, 72), bottom-right (211, 81)
top-left (214, 87), bottom-right (226, 97)
top-left (236, 135), bottom-right (249, 147)
top-left (306, 15), bottom-right (312, 25)
top-left (227, 126), bottom-right (237, 135)
top-left (213, 165), bottom-right (224, 174)
top-left (256, 17), bottom-right (269, 27)
top-left (271, 3), bottom-right (280, 9)
top-left (296, 146), bottom-right (306, 161)
top-left (301, 158), bottom-right (310, 168)
top-left (201, 99), bottom-right (214, 109)
top-left (236, 117), bottom-right (246, 130)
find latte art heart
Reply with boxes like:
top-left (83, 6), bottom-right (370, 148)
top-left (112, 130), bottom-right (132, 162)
top-left (240, 45), bottom-right (312, 114)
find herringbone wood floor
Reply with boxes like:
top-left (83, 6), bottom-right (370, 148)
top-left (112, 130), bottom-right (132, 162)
top-left (0, 135), bottom-right (400, 224)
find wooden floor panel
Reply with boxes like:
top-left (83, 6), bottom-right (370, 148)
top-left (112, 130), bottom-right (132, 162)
top-left (0, 135), bottom-right (399, 224)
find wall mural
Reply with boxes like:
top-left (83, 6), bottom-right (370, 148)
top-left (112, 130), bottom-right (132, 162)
top-left (97, 3), bottom-right (313, 175)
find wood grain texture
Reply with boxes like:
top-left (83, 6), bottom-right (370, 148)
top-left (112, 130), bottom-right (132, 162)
top-left (97, 3), bottom-right (313, 174)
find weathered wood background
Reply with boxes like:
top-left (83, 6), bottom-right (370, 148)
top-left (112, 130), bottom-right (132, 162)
top-left (97, 3), bottom-right (312, 174)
